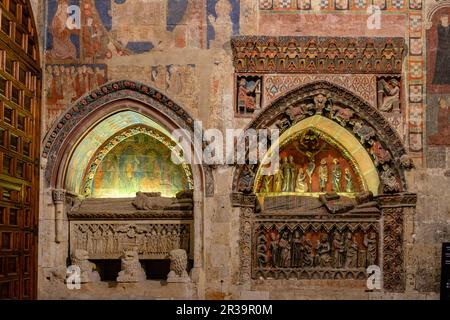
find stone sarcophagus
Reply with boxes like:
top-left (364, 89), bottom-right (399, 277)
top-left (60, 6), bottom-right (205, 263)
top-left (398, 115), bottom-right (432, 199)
top-left (68, 192), bottom-right (194, 261)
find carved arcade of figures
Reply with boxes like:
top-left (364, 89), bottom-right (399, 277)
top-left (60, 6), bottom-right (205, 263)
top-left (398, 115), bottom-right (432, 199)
top-left (72, 223), bottom-right (191, 259)
top-left (256, 228), bottom-right (378, 273)
top-left (258, 156), bottom-right (356, 195)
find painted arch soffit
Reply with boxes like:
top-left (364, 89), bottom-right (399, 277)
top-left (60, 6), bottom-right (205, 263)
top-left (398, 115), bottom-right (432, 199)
top-left (80, 124), bottom-right (193, 197)
top-left (233, 81), bottom-right (414, 195)
top-left (41, 80), bottom-right (215, 197)
top-left (64, 111), bottom-right (193, 196)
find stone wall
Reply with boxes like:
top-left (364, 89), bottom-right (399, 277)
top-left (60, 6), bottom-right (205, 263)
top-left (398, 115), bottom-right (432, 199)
top-left (35, 0), bottom-right (449, 300)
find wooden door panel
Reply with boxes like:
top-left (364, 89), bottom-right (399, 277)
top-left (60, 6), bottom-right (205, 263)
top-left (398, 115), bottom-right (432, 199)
top-left (0, 0), bottom-right (41, 300)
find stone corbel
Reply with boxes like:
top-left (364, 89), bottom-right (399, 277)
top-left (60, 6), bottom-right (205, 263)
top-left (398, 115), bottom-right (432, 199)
top-left (52, 189), bottom-right (66, 243)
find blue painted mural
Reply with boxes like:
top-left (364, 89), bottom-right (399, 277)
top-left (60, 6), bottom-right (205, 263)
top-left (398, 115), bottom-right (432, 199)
top-left (207, 0), bottom-right (240, 49)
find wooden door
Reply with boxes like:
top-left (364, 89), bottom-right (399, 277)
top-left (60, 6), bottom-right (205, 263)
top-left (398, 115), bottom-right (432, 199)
top-left (0, 0), bottom-right (40, 300)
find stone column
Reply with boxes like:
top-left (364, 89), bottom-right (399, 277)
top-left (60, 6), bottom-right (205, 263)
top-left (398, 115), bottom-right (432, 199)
top-left (190, 189), bottom-right (204, 282)
top-left (378, 193), bottom-right (417, 292)
top-left (52, 189), bottom-right (66, 244)
top-left (231, 192), bottom-right (256, 285)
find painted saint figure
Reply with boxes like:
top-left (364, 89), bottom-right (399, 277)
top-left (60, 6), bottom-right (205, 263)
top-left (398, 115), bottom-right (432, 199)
top-left (345, 168), bottom-right (354, 193)
top-left (295, 168), bottom-right (307, 193)
top-left (429, 97), bottom-right (450, 145)
top-left (273, 170), bottom-right (283, 193)
top-left (319, 159), bottom-right (328, 192)
top-left (433, 14), bottom-right (450, 84)
top-left (48, 0), bottom-right (77, 60)
top-left (331, 159), bottom-right (342, 192)
top-left (306, 159), bottom-right (316, 192)
top-left (281, 157), bottom-right (294, 192)
top-left (260, 175), bottom-right (273, 193)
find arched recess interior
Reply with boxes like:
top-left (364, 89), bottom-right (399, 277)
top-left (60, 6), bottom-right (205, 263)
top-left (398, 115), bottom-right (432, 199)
top-left (41, 80), bottom-right (214, 278)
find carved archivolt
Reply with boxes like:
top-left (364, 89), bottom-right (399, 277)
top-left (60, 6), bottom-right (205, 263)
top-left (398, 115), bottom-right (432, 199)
top-left (233, 81), bottom-right (412, 195)
top-left (41, 80), bottom-right (214, 196)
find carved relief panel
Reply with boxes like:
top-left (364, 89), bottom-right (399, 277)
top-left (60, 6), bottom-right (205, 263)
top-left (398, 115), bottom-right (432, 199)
top-left (70, 221), bottom-right (193, 260)
top-left (253, 220), bottom-right (379, 280)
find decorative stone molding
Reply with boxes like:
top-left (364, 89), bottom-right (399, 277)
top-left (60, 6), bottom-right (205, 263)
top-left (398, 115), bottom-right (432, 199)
top-left (231, 36), bottom-right (406, 74)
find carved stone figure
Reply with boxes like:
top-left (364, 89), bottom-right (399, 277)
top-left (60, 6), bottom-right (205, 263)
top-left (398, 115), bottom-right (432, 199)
top-left (291, 231), bottom-right (303, 267)
top-left (269, 233), bottom-right (279, 267)
top-left (278, 232), bottom-right (291, 267)
top-left (167, 249), bottom-right (190, 283)
top-left (364, 232), bottom-right (377, 266)
top-left (295, 168), bottom-right (307, 193)
top-left (378, 79), bottom-right (400, 112)
top-left (381, 168), bottom-right (401, 193)
top-left (314, 94), bottom-right (328, 114)
top-left (132, 192), bottom-right (172, 210)
top-left (344, 233), bottom-right (358, 268)
top-left (319, 159), bottom-right (328, 192)
top-left (288, 156), bottom-right (297, 191)
top-left (331, 105), bottom-right (355, 126)
top-left (331, 159), bottom-right (342, 192)
top-left (116, 250), bottom-right (146, 283)
top-left (345, 168), bottom-right (354, 193)
top-left (302, 239), bottom-right (314, 267)
top-left (306, 159), bottom-right (316, 192)
top-left (238, 78), bottom-right (261, 113)
top-left (352, 121), bottom-right (376, 144)
top-left (71, 249), bottom-right (100, 283)
top-left (316, 235), bottom-right (332, 267)
top-left (332, 232), bottom-right (345, 268)
top-left (281, 157), bottom-right (294, 192)
top-left (273, 170), bottom-right (283, 193)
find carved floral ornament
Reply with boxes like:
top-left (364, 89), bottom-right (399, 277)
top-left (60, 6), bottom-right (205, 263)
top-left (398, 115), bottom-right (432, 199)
top-left (231, 36), bottom-right (406, 74)
top-left (232, 81), bottom-right (414, 196)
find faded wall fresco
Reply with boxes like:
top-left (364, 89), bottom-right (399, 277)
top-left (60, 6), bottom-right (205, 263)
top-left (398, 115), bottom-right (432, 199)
top-left (91, 134), bottom-right (189, 198)
top-left (426, 6), bottom-right (450, 156)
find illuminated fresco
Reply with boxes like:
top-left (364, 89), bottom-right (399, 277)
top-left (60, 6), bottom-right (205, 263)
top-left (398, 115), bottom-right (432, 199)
top-left (90, 133), bottom-right (189, 198)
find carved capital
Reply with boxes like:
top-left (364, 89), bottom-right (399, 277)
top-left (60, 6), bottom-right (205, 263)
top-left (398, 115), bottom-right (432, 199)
top-left (52, 189), bottom-right (66, 204)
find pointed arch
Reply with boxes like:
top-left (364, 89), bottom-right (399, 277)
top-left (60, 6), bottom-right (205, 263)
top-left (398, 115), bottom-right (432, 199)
top-left (232, 81), bottom-right (413, 195)
top-left (41, 79), bottom-right (214, 197)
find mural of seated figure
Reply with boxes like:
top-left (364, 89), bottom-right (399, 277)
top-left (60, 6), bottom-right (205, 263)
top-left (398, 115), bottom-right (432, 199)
top-left (116, 249), bottom-right (146, 283)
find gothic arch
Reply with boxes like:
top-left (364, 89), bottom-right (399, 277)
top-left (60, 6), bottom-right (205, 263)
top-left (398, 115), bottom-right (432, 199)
top-left (232, 81), bottom-right (413, 195)
top-left (42, 79), bottom-right (214, 196)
